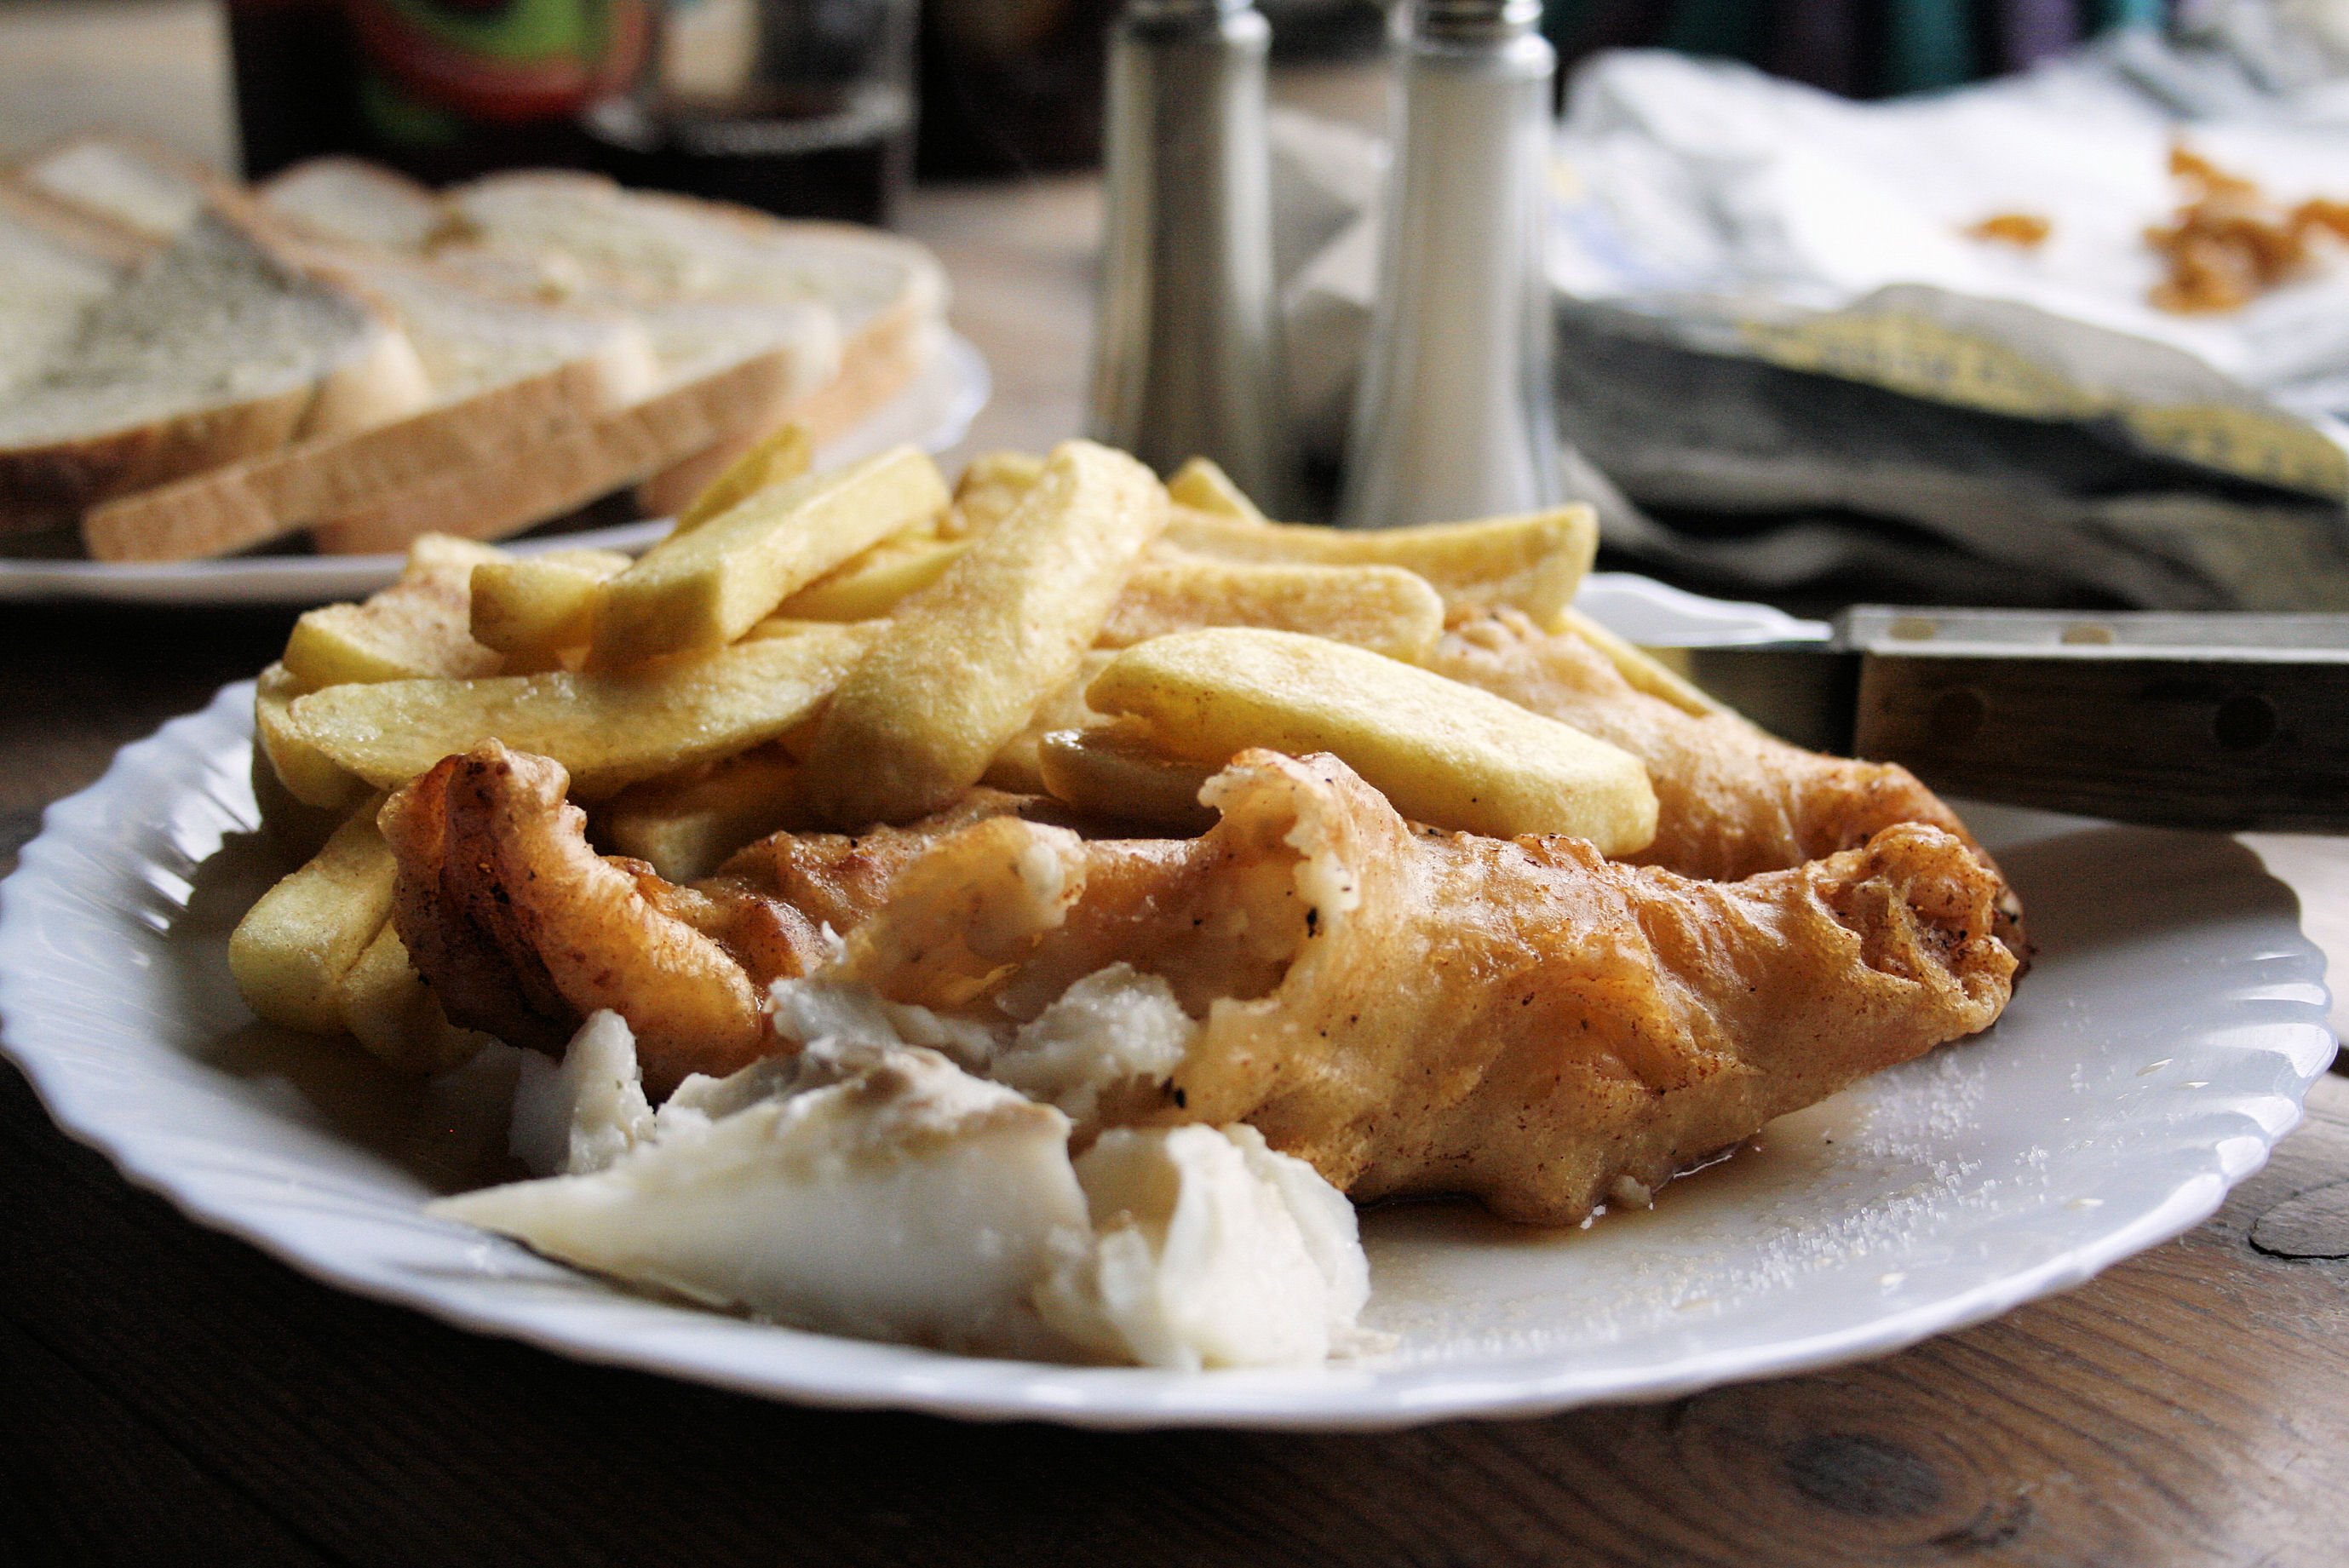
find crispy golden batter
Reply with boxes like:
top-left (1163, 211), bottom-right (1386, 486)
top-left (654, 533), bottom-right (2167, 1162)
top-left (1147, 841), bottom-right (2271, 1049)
top-left (1425, 611), bottom-right (1977, 882)
top-left (382, 742), bottom-right (778, 1096)
top-left (713, 787), bottom-right (1033, 933)
top-left (382, 750), bottom-right (1049, 1090)
top-left (824, 750), bottom-right (2016, 1221)
top-left (386, 741), bottom-right (2016, 1221)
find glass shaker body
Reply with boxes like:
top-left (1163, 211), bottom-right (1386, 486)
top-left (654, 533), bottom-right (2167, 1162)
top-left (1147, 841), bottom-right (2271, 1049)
top-left (1088, 0), bottom-right (1295, 514)
top-left (1338, 14), bottom-right (1559, 529)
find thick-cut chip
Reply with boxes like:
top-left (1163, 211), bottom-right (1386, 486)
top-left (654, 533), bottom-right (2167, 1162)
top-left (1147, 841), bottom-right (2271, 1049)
top-left (798, 439), bottom-right (1167, 829)
top-left (1037, 725), bottom-right (1218, 835)
top-left (980, 650), bottom-right (1113, 794)
top-left (282, 534), bottom-right (507, 689)
top-left (774, 531), bottom-right (968, 621)
top-left (945, 451), bottom-right (1045, 537)
top-left (1554, 606), bottom-right (1741, 722)
top-left (740, 616), bottom-right (887, 644)
top-left (337, 924), bottom-right (491, 1075)
top-left (1100, 559), bottom-right (1444, 662)
top-left (286, 623), bottom-right (880, 798)
top-left (595, 744), bottom-right (801, 882)
top-left (1088, 628), bottom-right (1657, 852)
top-left (1157, 504), bottom-right (1595, 628)
top-left (672, 422), bottom-right (813, 533)
top-left (250, 739), bottom-right (352, 860)
top-left (468, 548), bottom-right (632, 659)
top-left (1164, 456), bottom-right (1270, 523)
top-left (228, 799), bottom-right (397, 1033)
top-left (592, 445), bottom-right (948, 667)
top-left (255, 662), bottom-right (372, 812)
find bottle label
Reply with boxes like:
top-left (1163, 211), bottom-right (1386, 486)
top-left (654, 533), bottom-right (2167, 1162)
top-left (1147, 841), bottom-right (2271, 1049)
top-left (344, 0), bottom-right (651, 132)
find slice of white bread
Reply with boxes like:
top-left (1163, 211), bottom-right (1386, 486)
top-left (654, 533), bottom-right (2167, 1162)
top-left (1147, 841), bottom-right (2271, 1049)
top-left (26, 137), bottom-right (675, 560)
top-left (0, 184), bottom-right (151, 535)
top-left (261, 162), bottom-right (860, 556)
top-left (253, 156), bottom-right (449, 255)
top-left (0, 180), bottom-right (149, 393)
top-left (0, 191), bottom-right (430, 531)
top-left (83, 248), bottom-right (664, 560)
top-left (308, 342), bottom-right (812, 553)
top-left (14, 131), bottom-right (222, 242)
top-left (13, 138), bottom-right (944, 559)
top-left (425, 172), bottom-right (942, 517)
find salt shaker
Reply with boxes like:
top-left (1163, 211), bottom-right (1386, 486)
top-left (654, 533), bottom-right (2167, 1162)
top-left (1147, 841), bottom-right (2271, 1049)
top-left (1338, 0), bottom-right (1561, 530)
top-left (1088, 0), bottom-right (1295, 514)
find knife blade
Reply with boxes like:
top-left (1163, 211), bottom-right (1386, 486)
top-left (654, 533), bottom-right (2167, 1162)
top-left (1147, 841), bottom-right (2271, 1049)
top-left (1680, 607), bottom-right (2349, 831)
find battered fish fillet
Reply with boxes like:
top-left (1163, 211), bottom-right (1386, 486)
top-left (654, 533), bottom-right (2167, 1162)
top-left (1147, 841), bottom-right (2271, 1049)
top-left (386, 744), bottom-right (2014, 1221)
top-left (1427, 611), bottom-right (1979, 881)
top-left (826, 750), bottom-right (2018, 1223)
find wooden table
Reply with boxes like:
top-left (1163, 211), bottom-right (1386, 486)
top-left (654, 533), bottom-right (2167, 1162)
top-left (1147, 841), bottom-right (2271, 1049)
top-left (4, 15), bottom-right (2348, 1566)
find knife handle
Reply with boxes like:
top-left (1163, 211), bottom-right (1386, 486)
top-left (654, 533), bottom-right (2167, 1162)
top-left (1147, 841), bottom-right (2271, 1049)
top-left (1855, 655), bottom-right (2349, 831)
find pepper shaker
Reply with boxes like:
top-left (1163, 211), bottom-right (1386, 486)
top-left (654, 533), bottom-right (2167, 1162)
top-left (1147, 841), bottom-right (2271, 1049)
top-left (1088, 0), bottom-right (1295, 514)
top-left (1339, 0), bottom-right (1560, 530)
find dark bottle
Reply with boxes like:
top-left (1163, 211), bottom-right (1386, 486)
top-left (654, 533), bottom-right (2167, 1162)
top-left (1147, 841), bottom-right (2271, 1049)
top-left (916, 0), bottom-right (1120, 177)
top-left (225, 0), bottom-right (640, 182)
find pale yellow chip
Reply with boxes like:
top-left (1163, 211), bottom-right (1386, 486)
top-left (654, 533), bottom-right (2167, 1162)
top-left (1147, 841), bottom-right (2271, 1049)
top-left (673, 422), bottom-right (813, 533)
top-left (1157, 504), bottom-right (1595, 627)
top-left (256, 663), bottom-right (373, 812)
top-left (285, 623), bottom-right (880, 799)
top-left (468, 549), bottom-right (632, 659)
top-left (282, 534), bottom-right (507, 688)
top-left (1100, 559), bottom-right (1444, 662)
top-left (227, 800), bottom-right (397, 1034)
top-left (980, 650), bottom-right (1114, 795)
top-left (338, 924), bottom-right (491, 1076)
top-left (774, 531), bottom-right (968, 622)
top-left (945, 451), bottom-right (1045, 537)
top-left (1164, 456), bottom-right (1270, 524)
top-left (593, 445), bottom-right (949, 667)
top-left (595, 745), bottom-right (802, 883)
top-left (250, 742), bottom-right (353, 862)
top-left (1088, 628), bottom-right (1657, 852)
top-left (798, 439), bottom-right (1167, 828)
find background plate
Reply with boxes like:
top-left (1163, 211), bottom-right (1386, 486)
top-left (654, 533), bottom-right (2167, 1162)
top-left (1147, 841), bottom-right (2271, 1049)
top-left (0, 673), bottom-right (2331, 1430)
top-left (0, 333), bottom-right (990, 606)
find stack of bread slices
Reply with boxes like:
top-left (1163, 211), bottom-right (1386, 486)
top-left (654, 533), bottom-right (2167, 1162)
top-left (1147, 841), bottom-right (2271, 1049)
top-left (0, 133), bottom-right (945, 562)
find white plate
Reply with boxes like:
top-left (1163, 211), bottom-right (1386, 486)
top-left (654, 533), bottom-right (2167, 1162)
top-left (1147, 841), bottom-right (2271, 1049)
top-left (0, 680), bottom-right (2331, 1430)
top-left (0, 333), bottom-right (991, 606)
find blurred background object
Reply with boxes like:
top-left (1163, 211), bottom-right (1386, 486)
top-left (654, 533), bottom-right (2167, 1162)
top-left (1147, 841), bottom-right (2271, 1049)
top-left (225, 0), bottom-right (916, 218)
top-left (1543, 0), bottom-right (2171, 96)
top-left (585, 0), bottom-right (917, 222)
top-left (913, 0), bottom-right (1119, 176)
top-left (225, 0), bottom-right (644, 181)
top-left (1089, 0), bottom-right (1295, 509)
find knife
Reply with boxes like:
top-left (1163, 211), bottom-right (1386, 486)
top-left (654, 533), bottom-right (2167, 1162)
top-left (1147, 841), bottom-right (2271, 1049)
top-left (1678, 607), bottom-right (2349, 831)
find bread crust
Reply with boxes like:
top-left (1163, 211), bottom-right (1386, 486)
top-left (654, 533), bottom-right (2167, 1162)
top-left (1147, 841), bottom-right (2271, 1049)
top-left (2, 188), bottom-right (427, 534)
top-left (309, 343), bottom-right (814, 554)
top-left (7, 148), bottom-right (945, 555)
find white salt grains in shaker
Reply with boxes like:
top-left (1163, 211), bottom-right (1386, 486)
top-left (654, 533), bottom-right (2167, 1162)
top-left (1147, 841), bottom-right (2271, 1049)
top-left (1339, 0), bottom-right (1562, 530)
